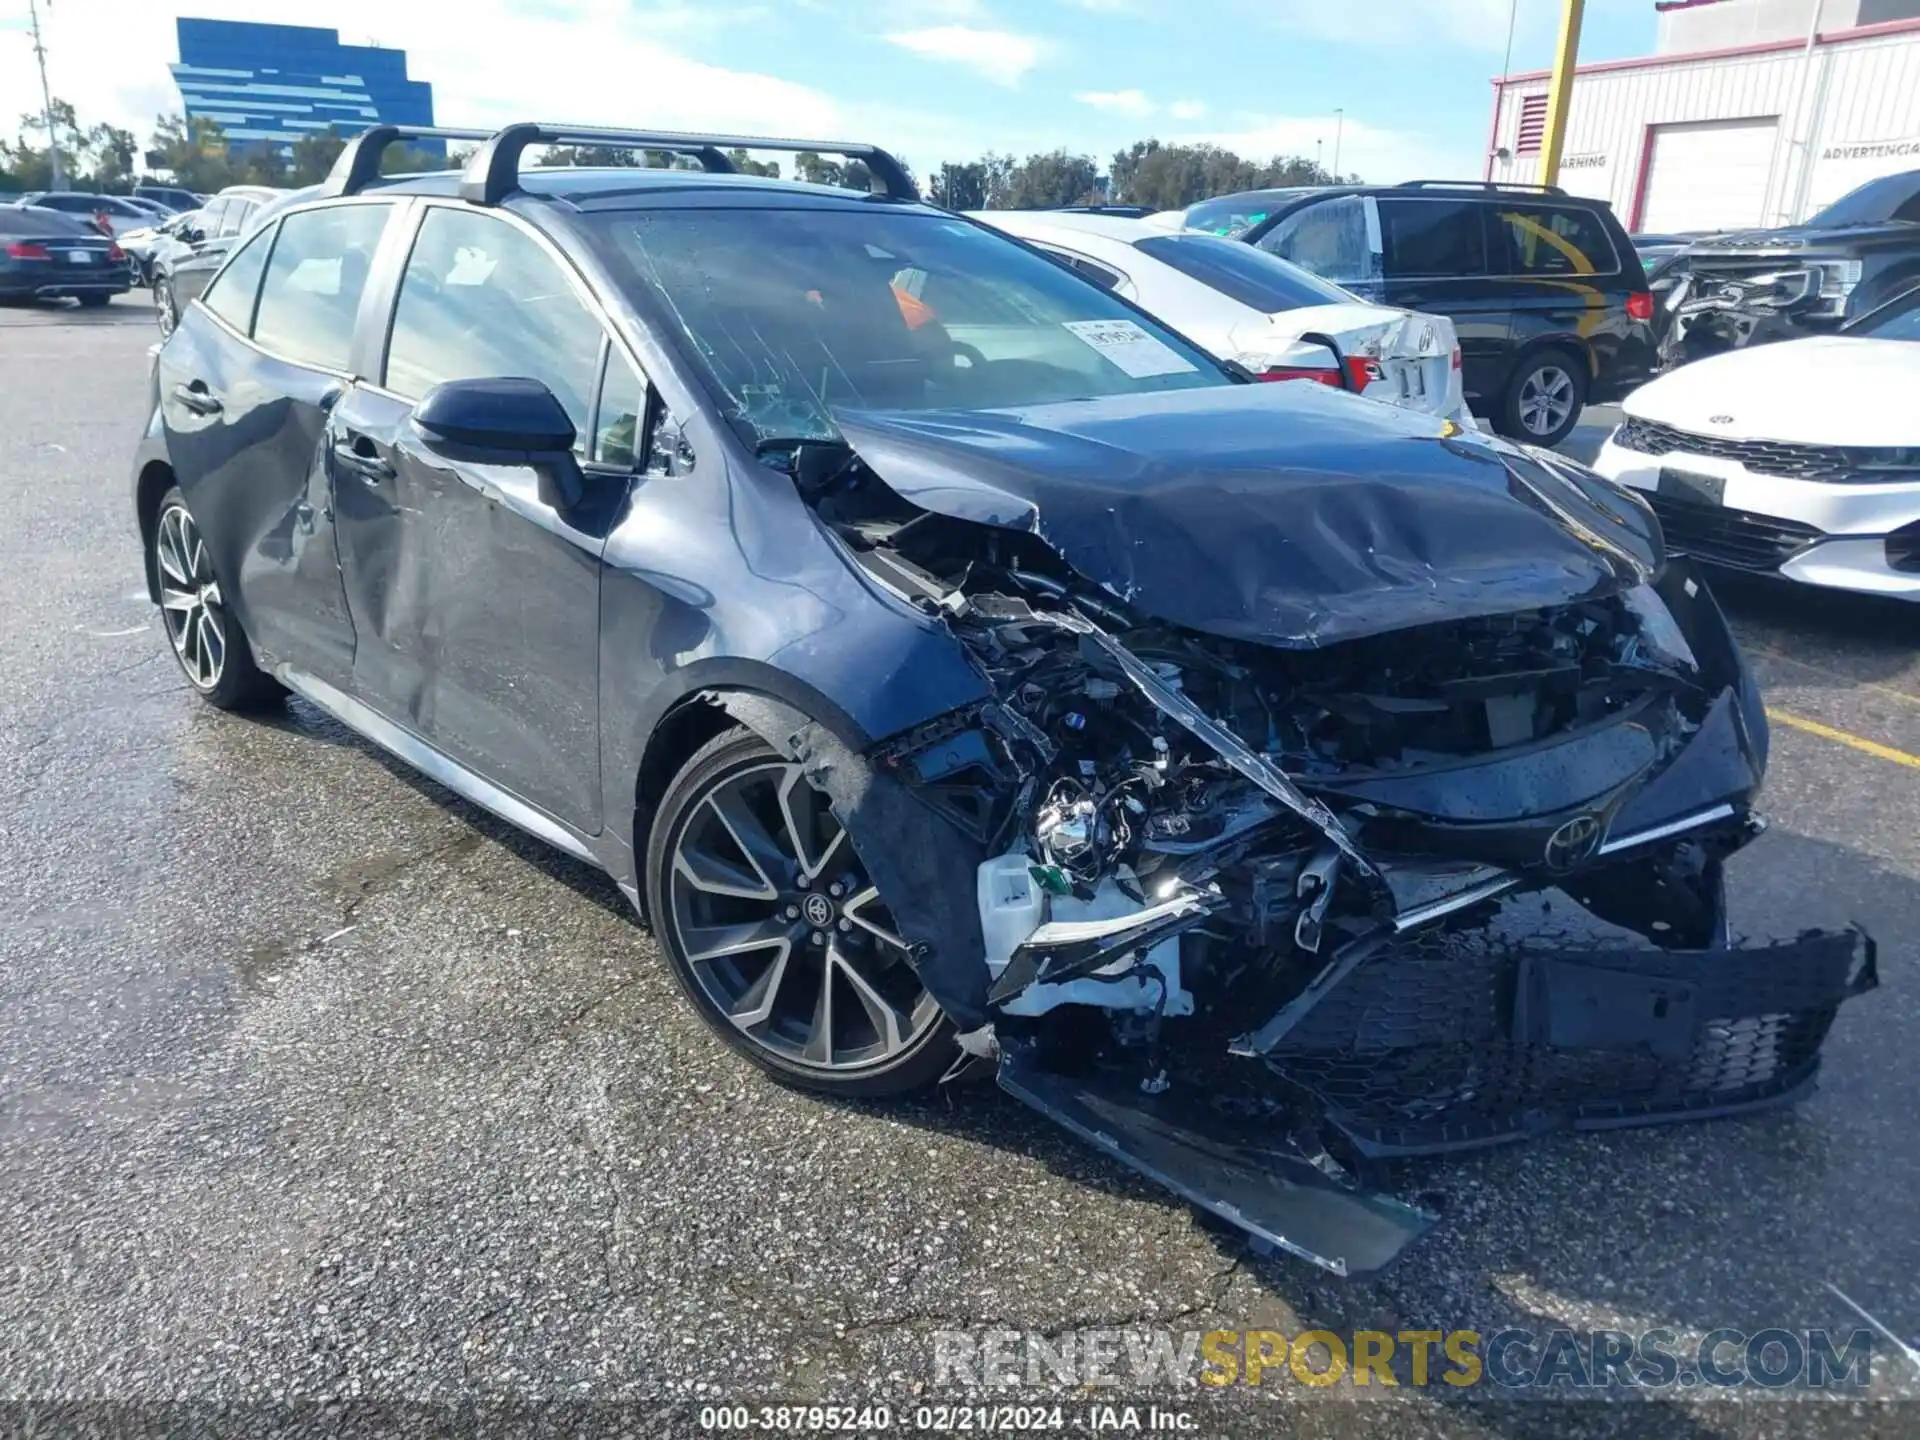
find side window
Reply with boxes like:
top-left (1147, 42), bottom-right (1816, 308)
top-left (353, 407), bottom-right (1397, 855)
top-left (1376, 199), bottom-right (1488, 279)
top-left (197, 198), bottom-right (229, 237)
top-left (1493, 205), bottom-right (1618, 276)
top-left (252, 203), bottom-right (391, 372)
top-left (200, 223), bottom-right (275, 333)
top-left (593, 352), bottom-right (647, 469)
top-left (1255, 196), bottom-right (1382, 286)
top-left (218, 201), bottom-right (253, 239)
top-left (385, 207), bottom-right (605, 454)
top-left (1034, 246), bottom-right (1123, 291)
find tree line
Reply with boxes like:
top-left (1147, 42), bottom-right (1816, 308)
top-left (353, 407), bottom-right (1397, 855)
top-left (0, 103), bottom-right (456, 195)
top-left (931, 140), bottom-right (1353, 212)
top-left (4, 98), bottom-right (1351, 213)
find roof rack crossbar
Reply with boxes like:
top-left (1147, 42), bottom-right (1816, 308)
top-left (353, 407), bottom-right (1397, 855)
top-left (323, 125), bottom-right (496, 198)
top-left (1400, 178), bottom-right (1568, 196)
top-left (458, 124), bottom-right (918, 205)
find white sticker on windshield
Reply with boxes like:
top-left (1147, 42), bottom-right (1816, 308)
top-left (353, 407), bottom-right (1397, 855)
top-left (1062, 319), bottom-right (1198, 378)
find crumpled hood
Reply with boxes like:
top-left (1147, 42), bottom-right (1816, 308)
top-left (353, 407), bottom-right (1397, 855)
top-left (1694, 220), bottom-right (1916, 253)
top-left (835, 383), bottom-right (1661, 648)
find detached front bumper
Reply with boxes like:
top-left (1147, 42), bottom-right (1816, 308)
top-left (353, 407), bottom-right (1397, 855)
top-left (1596, 438), bottom-right (1920, 599)
top-left (1246, 918), bottom-right (1877, 1158)
top-left (999, 917), bottom-right (1876, 1275)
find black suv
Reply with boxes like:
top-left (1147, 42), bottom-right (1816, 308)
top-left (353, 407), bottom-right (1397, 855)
top-left (1657, 168), bottom-right (1920, 364)
top-left (129, 122), bottom-right (1869, 1275)
top-left (1187, 181), bottom-right (1657, 446)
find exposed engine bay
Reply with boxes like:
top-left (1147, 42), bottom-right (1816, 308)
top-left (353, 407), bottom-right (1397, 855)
top-left (753, 404), bottom-right (1877, 1275)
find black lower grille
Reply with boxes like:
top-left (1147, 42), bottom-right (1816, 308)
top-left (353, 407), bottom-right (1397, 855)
top-left (1262, 924), bottom-right (1871, 1157)
top-left (1643, 493), bottom-right (1823, 571)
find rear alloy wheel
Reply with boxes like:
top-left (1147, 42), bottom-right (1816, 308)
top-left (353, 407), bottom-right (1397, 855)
top-left (648, 729), bottom-right (952, 1096)
top-left (1498, 350), bottom-right (1587, 447)
top-left (151, 487), bottom-right (280, 710)
top-left (155, 276), bottom-right (177, 337)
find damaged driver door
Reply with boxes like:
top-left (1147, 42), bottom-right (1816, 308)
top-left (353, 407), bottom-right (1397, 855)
top-left (328, 203), bottom-right (620, 835)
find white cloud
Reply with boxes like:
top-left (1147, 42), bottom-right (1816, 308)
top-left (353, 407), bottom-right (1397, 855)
top-left (1074, 89), bottom-right (1155, 118)
top-left (884, 26), bottom-right (1044, 86)
top-left (1169, 100), bottom-right (1207, 121)
top-left (1264, 0), bottom-right (1526, 53)
top-left (1193, 112), bottom-right (1478, 184)
top-left (1, 0), bottom-right (851, 157)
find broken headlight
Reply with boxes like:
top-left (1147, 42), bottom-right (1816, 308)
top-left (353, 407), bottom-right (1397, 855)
top-left (1811, 258), bottom-right (1863, 317)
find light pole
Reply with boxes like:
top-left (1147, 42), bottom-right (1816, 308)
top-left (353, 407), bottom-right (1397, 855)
top-left (1539, 0), bottom-right (1588, 189)
top-left (1332, 108), bottom-right (1343, 178)
top-left (27, 0), bottom-right (67, 190)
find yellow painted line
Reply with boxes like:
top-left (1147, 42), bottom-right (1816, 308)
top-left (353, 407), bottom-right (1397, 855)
top-left (1767, 708), bottom-right (1920, 771)
top-left (1748, 645), bottom-right (1920, 711)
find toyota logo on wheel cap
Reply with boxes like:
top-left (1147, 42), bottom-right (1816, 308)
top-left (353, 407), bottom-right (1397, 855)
top-left (803, 892), bottom-right (835, 927)
top-left (1543, 814), bottom-right (1604, 872)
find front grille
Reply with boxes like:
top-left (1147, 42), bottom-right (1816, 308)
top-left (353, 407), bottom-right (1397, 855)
top-left (1614, 416), bottom-right (1862, 482)
top-left (1642, 493), bottom-right (1823, 572)
top-left (1261, 922), bottom-right (1867, 1157)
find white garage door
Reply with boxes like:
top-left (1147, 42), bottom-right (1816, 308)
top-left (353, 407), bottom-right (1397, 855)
top-left (1640, 117), bottom-right (1779, 232)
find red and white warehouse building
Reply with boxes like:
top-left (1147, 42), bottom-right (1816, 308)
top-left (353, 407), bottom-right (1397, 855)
top-left (1486, 0), bottom-right (1920, 231)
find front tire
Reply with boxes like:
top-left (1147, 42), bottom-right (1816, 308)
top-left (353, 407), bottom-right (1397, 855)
top-left (1496, 348), bottom-right (1587, 447)
top-left (151, 487), bottom-right (281, 711)
top-left (646, 728), bottom-right (954, 1097)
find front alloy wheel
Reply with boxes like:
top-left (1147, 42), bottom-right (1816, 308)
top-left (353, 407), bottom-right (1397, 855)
top-left (650, 730), bottom-right (951, 1096)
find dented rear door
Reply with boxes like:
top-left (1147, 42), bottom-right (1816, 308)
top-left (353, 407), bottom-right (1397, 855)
top-left (156, 207), bottom-right (379, 691)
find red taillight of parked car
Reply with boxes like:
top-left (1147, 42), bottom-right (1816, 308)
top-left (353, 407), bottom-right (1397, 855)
top-left (1626, 290), bottom-right (1654, 322)
top-left (1257, 366), bottom-right (1344, 386)
top-left (107, 243), bottom-right (126, 261)
top-left (1344, 356), bottom-right (1387, 391)
top-left (5, 241), bottom-right (51, 260)
top-left (1452, 345), bottom-right (1463, 370)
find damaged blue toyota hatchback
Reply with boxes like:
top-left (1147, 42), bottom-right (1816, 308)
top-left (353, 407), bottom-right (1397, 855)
top-left (132, 124), bottom-right (1875, 1275)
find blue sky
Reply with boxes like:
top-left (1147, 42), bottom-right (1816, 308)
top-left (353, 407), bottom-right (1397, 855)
top-left (8, 0), bottom-right (1664, 185)
top-left (695, 0), bottom-right (1664, 180)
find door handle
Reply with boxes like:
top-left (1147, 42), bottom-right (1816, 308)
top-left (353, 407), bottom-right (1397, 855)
top-left (172, 381), bottom-right (222, 416)
top-left (330, 432), bottom-right (395, 483)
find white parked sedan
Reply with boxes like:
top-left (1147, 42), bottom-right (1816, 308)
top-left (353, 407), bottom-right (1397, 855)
top-left (1593, 284), bottom-right (1920, 600)
top-left (975, 210), bottom-right (1471, 426)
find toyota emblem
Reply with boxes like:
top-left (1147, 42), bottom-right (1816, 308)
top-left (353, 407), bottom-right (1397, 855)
top-left (1543, 814), bottom-right (1604, 872)
top-left (1708, 414), bottom-right (1736, 425)
top-left (803, 892), bottom-right (835, 928)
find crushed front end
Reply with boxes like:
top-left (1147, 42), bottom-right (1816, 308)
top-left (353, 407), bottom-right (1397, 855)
top-left (789, 394), bottom-right (1878, 1274)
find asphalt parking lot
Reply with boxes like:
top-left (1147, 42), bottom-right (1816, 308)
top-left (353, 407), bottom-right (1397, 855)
top-left (3, 294), bottom-right (1919, 1437)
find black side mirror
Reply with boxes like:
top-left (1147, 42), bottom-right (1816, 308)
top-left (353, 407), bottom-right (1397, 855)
top-left (410, 377), bottom-right (584, 508)
top-left (184, 227), bottom-right (205, 245)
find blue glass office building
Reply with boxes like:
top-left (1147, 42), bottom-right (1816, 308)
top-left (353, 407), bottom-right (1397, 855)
top-left (170, 19), bottom-right (439, 157)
